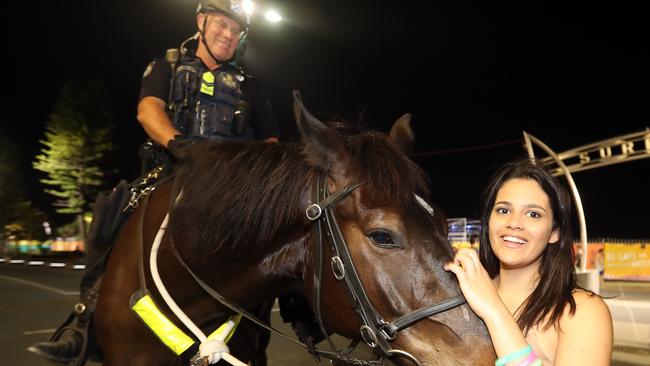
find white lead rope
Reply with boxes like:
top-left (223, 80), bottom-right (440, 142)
top-left (150, 213), bottom-right (246, 366)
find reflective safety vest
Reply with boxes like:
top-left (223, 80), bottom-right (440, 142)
top-left (131, 290), bottom-right (240, 355)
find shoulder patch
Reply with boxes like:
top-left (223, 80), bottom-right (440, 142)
top-left (142, 60), bottom-right (156, 79)
top-left (217, 71), bottom-right (239, 89)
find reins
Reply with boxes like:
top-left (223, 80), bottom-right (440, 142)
top-left (138, 171), bottom-right (465, 366)
top-left (160, 174), bottom-right (385, 365)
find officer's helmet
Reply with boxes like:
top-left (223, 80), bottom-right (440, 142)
top-left (197, 0), bottom-right (250, 30)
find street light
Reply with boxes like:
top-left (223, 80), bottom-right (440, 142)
top-left (264, 9), bottom-right (282, 23)
top-left (245, 1), bottom-right (282, 24)
top-left (242, 0), bottom-right (254, 16)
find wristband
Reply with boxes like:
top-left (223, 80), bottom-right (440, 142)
top-left (516, 350), bottom-right (538, 366)
top-left (495, 345), bottom-right (532, 366)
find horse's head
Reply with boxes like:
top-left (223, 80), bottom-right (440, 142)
top-left (294, 92), bottom-right (495, 365)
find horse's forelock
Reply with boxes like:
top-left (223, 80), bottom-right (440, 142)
top-left (348, 132), bottom-right (431, 213)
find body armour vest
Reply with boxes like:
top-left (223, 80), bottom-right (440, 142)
top-left (168, 52), bottom-right (253, 141)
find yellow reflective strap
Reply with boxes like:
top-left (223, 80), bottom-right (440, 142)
top-left (131, 294), bottom-right (195, 355)
top-left (207, 314), bottom-right (242, 343)
top-left (200, 71), bottom-right (215, 95)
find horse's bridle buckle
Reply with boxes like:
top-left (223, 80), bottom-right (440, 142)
top-left (331, 256), bottom-right (346, 280)
top-left (360, 325), bottom-right (379, 348)
top-left (306, 203), bottom-right (322, 221)
top-left (379, 321), bottom-right (396, 341)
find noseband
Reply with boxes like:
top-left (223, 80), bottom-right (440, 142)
top-left (307, 173), bottom-right (466, 365)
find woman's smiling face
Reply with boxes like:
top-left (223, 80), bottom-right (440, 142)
top-left (488, 178), bottom-right (559, 270)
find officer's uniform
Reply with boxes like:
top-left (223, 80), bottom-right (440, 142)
top-left (139, 40), bottom-right (280, 172)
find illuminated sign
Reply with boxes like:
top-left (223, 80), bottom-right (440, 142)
top-left (604, 242), bottom-right (650, 281)
top-left (538, 129), bottom-right (650, 176)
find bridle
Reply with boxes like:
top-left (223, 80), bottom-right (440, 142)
top-left (166, 172), bottom-right (466, 365)
top-left (306, 173), bottom-right (466, 365)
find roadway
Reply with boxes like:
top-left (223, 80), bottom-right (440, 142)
top-left (0, 260), bottom-right (647, 365)
top-left (0, 261), bottom-right (357, 366)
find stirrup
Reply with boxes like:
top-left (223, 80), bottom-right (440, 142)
top-left (48, 286), bottom-right (101, 365)
top-left (49, 309), bottom-right (80, 342)
top-left (49, 299), bottom-right (90, 339)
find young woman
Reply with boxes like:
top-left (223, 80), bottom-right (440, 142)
top-left (445, 159), bottom-right (612, 365)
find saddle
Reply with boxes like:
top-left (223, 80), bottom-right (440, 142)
top-left (48, 168), bottom-right (168, 366)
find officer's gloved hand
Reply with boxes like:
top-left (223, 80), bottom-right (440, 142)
top-left (166, 135), bottom-right (206, 159)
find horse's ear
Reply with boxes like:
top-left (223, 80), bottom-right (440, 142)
top-left (388, 113), bottom-right (415, 154)
top-left (293, 90), bottom-right (330, 138)
top-left (293, 90), bottom-right (346, 170)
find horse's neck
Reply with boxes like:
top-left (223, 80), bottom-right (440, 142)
top-left (160, 234), bottom-right (307, 314)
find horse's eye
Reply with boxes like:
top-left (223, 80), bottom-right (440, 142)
top-left (367, 230), bottom-right (402, 249)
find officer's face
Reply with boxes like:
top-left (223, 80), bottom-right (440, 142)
top-left (198, 12), bottom-right (242, 62)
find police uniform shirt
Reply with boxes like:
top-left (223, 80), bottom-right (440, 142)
top-left (139, 56), bottom-right (280, 141)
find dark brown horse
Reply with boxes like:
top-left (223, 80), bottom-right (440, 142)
top-left (95, 95), bottom-right (495, 365)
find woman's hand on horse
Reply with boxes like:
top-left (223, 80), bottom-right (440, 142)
top-left (444, 248), bottom-right (504, 321)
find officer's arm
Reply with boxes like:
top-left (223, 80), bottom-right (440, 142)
top-left (264, 137), bottom-right (279, 143)
top-left (137, 96), bottom-right (181, 148)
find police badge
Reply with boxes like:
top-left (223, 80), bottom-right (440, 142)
top-left (217, 71), bottom-right (238, 90)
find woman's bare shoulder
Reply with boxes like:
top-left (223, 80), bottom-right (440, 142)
top-left (566, 289), bottom-right (611, 321)
top-left (573, 289), bottom-right (609, 308)
top-left (553, 290), bottom-right (613, 364)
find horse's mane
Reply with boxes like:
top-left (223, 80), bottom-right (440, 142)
top-left (169, 128), bottom-right (430, 265)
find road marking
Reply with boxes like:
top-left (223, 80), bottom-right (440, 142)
top-left (0, 275), bottom-right (79, 296)
top-left (23, 328), bottom-right (56, 335)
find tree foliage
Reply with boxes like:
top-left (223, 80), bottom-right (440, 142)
top-left (0, 129), bottom-right (48, 240)
top-left (3, 201), bottom-right (48, 241)
top-left (0, 133), bottom-right (23, 229)
top-left (33, 79), bottom-right (114, 238)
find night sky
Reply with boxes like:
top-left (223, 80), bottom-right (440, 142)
top-left (4, 0), bottom-right (649, 238)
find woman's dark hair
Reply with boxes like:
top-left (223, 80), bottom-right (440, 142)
top-left (478, 158), bottom-right (577, 332)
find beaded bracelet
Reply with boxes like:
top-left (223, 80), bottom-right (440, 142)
top-left (495, 345), bottom-right (533, 366)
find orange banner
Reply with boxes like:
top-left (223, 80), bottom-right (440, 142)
top-left (573, 242), bottom-right (604, 270)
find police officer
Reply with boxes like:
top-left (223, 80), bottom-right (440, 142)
top-left (27, 1), bottom-right (280, 363)
top-left (139, 0), bottom-right (280, 171)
